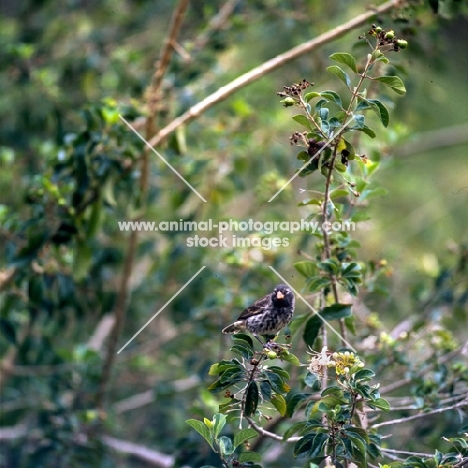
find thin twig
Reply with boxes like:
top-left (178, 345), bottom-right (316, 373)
top-left (102, 436), bottom-right (175, 468)
top-left (191, 0), bottom-right (241, 52)
top-left (371, 398), bottom-right (468, 429)
top-left (380, 342), bottom-right (467, 394)
top-left (146, 0), bottom-right (190, 119)
top-left (381, 447), bottom-right (434, 457)
top-left (147, 0), bottom-right (404, 149)
top-left (96, 0), bottom-right (190, 410)
top-left (0, 322), bottom-right (31, 392)
top-left (453, 458), bottom-right (468, 468)
top-left (244, 414), bottom-right (301, 443)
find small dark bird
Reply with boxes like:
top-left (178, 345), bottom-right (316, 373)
top-left (222, 284), bottom-right (295, 346)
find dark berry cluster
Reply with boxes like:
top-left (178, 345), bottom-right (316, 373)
top-left (289, 131), bottom-right (308, 145)
top-left (364, 24), bottom-right (408, 51)
top-left (307, 138), bottom-right (326, 157)
top-left (277, 78), bottom-right (313, 98)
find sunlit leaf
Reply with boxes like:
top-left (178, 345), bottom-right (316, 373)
top-left (186, 419), bottom-right (214, 451)
top-left (326, 65), bottom-right (351, 87)
top-left (374, 75), bottom-right (406, 95)
top-left (330, 52), bottom-right (358, 73)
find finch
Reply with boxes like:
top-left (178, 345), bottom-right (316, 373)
top-left (222, 284), bottom-right (295, 345)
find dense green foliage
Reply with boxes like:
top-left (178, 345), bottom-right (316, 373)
top-left (1, 1), bottom-right (467, 467)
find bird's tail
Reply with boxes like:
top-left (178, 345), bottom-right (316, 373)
top-left (222, 323), bottom-right (237, 334)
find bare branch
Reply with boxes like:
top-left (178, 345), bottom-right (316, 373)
top-left (102, 435), bottom-right (174, 468)
top-left (244, 414), bottom-right (301, 443)
top-left (381, 447), bottom-right (434, 457)
top-left (396, 123), bottom-right (468, 158)
top-left (0, 429), bottom-right (175, 468)
top-left (191, 0), bottom-right (241, 52)
top-left (147, 0), bottom-right (404, 149)
top-left (0, 424), bottom-right (28, 440)
top-left (0, 267), bottom-right (16, 292)
top-left (87, 314), bottom-right (116, 352)
top-left (146, 0), bottom-right (190, 117)
top-left (381, 342), bottom-right (468, 394)
top-left (96, 0), bottom-right (191, 411)
top-left (371, 398), bottom-right (468, 429)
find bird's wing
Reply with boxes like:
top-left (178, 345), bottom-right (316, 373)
top-left (235, 294), bottom-right (271, 320)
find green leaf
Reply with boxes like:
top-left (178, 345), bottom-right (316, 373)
top-left (213, 413), bottom-right (226, 438)
top-left (326, 65), bottom-right (351, 87)
top-left (303, 315), bottom-right (322, 347)
top-left (207, 378), bottom-right (235, 394)
top-left (304, 372), bottom-right (321, 391)
top-left (231, 343), bottom-right (253, 360)
top-left (234, 428), bottom-right (258, 448)
top-left (260, 380), bottom-right (272, 400)
top-left (334, 161), bottom-right (347, 173)
top-left (355, 100), bottom-right (371, 111)
top-left (368, 397), bottom-right (391, 411)
top-left (374, 75), bottom-right (406, 95)
top-left (271, 393), bottom-right (287, 416)
top-left (186, 419), bottom-right (215, 451)
top-left (294, 434), bottom-right (314, 456)
top-left (0, 319), bottom-right (16, 345)
top-left (344, 315), bottom-right (356, 335)
top-left (298, 197), bottom-right (322, 206)
top-left (279, 351), bottom-right (301, 366)
top-left (352, 114), bottom-right (365, 129)
top-left (85, 195), bottom-right (103, 239)
top-left (73, 238), bottom-right (93, 280)
top-left (330, 189), bottom-right (349, 199)
top-left (368, 99), bottom-right (389, 127)
top-left (321, 386), bottom-right (344, 397)
top-left (320, 303), bottom-right (352, 321)
top-left (267, 365), bottom-right (290, 380)
top-left (309, 432), bottom-right (329, 457)
top-left (232, 333), bottom-right (254, 350)
top-left (304, 91), bottom-right (321, 102)
top-left (294, 261), bottom-right (317, 278)
top-left (208, 363), bottom-right (220, 376)
top-left (217, 436), bottom-right (234, 456)
top-left (245, 381), bottom-right (259, 416)
top-left (319, 90), bottom-right (343, 107)
top-left (102, 175), bottom-right (118, 206)
top-left (267, 371), bottom-right (290, 393)
top-left (354, 369), bottom-right (375, 381)
top-left (292, 114), bottom-right (312, 130)
top-left (307, 277), bottom-right (331, 293)
top-left (220, 368), bottom-right (244, 384)
top-left (289, 313), bottom-right (309, 336)
top-left (318, 394), bottom-right (348, 410)
top-left (238, 452), bottom-right (262, 463)
top-left (359, 186), bottom-right (388, 201)
top-left (286, 393), bottom-right (310, 417)
top-left (318, 259), bottom-right (340, 275)
top-left (296, 150), bottom-right (310, 162)
top-left (330, 52), bottom-right (358, 73)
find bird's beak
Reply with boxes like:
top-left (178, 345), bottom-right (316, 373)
top-left (276, 291), bottom-right (284, 300)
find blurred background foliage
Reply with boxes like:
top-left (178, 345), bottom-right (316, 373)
top-left (0, 0), bottom-right (467, 467)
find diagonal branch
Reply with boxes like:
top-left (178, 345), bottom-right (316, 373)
top-left (147, 0), bottom-right (404, 149)
top-left (96, 0), bottom-right (190, 411)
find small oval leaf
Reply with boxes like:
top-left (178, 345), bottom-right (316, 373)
top-left (330, 52), bottom-right (358, 73)
top-left (245, 381), bottom-right (259, 416)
